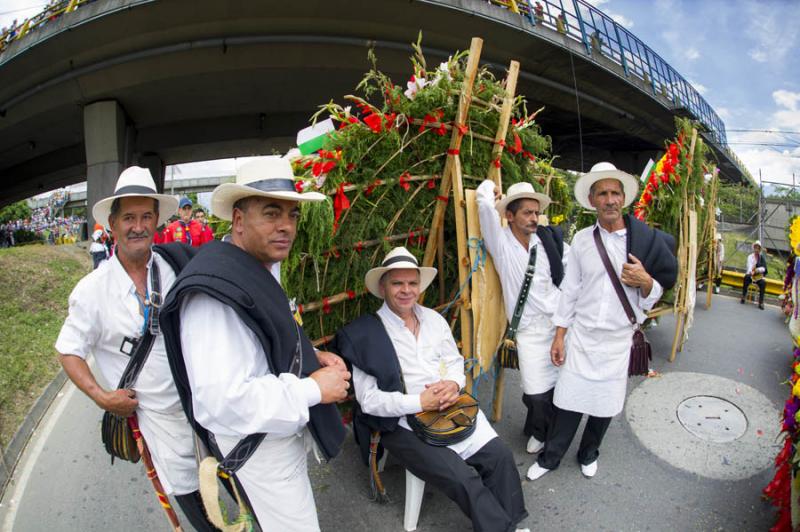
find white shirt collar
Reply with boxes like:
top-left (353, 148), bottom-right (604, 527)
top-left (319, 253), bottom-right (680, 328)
top-left (109, 249), bottom-right (155, 298)
top-left (378, 301), bottom-right (424, 328)
top-left (594, 222), bottom-right (627, 238)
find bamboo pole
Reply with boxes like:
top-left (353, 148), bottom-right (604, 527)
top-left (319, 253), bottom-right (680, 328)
top-left (421, 37), bottom-right (483, 273)
top-left (488, 61), bottom-right (520, 422)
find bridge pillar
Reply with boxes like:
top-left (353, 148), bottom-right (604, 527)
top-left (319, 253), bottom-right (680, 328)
top-left (138, 153), bottom-right (166, 193)
top-left (84, 100), bottom-right (134, 228)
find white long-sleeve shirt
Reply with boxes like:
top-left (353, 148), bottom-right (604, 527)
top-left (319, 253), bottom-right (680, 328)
top-left (179, 293), bottom-right (321, 439)
top-left (554, 223), bottom-right (663, 333)
top-left (353, 303), bottom-right (495, 459)
top-left (746, 253), bottom-right (765, 275)
top-left (476, 180), bottom-right (567, 328)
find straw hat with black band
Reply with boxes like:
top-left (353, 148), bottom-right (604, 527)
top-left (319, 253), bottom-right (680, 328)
top-left (573, 161), bottom-right (639, 210)
top-left (211, 157), bottom-right (326, 221)
top-left (92, 166), bottom-right (179, 229)
top-left (494, 181), bottom-right (551, 216)
top-left (364, 247), bottom-right (437, 298)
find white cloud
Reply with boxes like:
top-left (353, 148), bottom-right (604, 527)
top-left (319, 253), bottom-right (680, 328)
top-left (684, 47), bottom-right (700, 61)
top-left (716, 107), bottom-right (731, 120)
top-left (744, 3), bottom-right (800, 66)
top-left (688, 80), bottom-right (708, 95)
top-left (609, 13), bottom-right (633, 28)
top-left (774, 90), bottom-right (800, 113)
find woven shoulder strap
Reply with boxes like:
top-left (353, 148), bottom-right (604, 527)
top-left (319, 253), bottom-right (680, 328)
top-left (592, 227), bottom-right (637, 326)
top-left (116, 258), bottom-right (162, 390)
top-left (507, 245), bottom-right (537, 339)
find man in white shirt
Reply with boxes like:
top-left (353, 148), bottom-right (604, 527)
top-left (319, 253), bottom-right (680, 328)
top-left (527, 162), bottom-right (675, 481)
top-left (335, 247), bottom-right (529, 532)
top-left (55, 166), bottom-right (214, 530)
top-left (741, 240), bottom-right (767, 309)
top-left (159, 157), bottom-right (350, 531)
top-left (714, 233), bottom-right (725, 294)
top-left (476, 179), bottom-right (567, 455)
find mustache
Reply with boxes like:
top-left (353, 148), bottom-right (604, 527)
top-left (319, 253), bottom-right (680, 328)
top-left (126, 229), bottom-right (151, 239)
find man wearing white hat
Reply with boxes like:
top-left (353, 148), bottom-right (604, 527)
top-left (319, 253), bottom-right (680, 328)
top-left (335, 247), bottom-right (529, 532)
top-left (742, 240), bottom-right (767, 309)
top-left (159, 156), bottom-right (349, 531)
top-left (55, 166), bottom-right (215, 530)
top-left (527, 162), bottom-right (677, 481)
top-left (476, 178), bottom-right (567, 455)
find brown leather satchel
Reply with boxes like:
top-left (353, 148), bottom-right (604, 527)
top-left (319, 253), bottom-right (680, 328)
top-left (592, 227), bottom-right (652, 377)
top-left (406, 391), bottom-right (479, 446)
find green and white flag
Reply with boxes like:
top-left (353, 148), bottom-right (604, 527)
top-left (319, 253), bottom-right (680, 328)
top-left (297, 118), bottom-right (335, 156)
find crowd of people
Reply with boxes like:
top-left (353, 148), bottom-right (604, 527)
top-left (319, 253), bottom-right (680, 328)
top-left (52, 157), bottom-right (678, 531)
top-left (0, 0), bottom-right (98, 55)
top-left (1, 203), bottom-right (84, 248)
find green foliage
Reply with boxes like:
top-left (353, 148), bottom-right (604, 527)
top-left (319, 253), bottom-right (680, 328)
top-left (284, 43), bottom-right (562, 340)
top-left (717, 182), bottom-right (758, 223)
top-left (0, 200), bottom-right (32, 223)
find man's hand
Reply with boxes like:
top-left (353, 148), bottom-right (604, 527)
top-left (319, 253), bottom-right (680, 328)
top-left (493, 185), bottom-right (502, 202)
top-left (316, 350), bottom-right (347, 371)
top-left (420, 385), bottom-right (442, 412)
top-left (425, 380), bottom-right (460, 411)
top-left (99, 389), bottom-right (139, 417)
top-left (310, 366), bottom-right (351, 404)
top-left (550, 329), bottom-right (567, 367)
top-left (621, 254), bottom-right (654, 297)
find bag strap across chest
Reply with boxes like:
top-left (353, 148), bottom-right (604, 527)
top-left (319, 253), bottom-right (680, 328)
top-left (507, 244), bottom-right (538, 339)
top-left (592, 227), bottom-right (637, 327)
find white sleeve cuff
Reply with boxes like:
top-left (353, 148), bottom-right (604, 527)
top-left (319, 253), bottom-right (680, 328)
top-left (402, 393), bottom-right (423, 414)
top-left (299, 376), bottom-right (322, 408)
top-left (640, 278), bottom-right (663, 310)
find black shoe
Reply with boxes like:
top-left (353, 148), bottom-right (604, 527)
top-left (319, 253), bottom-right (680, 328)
top-left (759, 304), bottom-right (765, 310)
top-left (740, 298), bottom-right (745, 304)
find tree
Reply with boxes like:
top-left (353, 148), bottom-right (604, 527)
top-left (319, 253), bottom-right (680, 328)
top-left (717, 182), bottom-right (758, 224)
top-left (0, 201), bottom-right (31, 224)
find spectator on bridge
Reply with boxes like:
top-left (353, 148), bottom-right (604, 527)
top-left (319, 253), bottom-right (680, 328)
top-left (55, 166), bottom-right (215, 530)
top-left (557, 11), bottom-right (568, 34)
top-left (164, 197), bottom-right (211, 247)
top-left (741, 240), bottom-right (767, 310)
top-left (533, 2), bottom-right (544, 24)
top-left (193, 207), bottom-right (215, 244)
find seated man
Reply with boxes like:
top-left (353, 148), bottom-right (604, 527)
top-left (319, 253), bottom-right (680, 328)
top-left (741, 240), bottom-right (767, 309)
top-left (335, 247), bottom-right (528, 532)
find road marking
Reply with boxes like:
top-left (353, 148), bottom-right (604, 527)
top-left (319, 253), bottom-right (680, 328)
top-left (1, 379), bottom-right (77, 532)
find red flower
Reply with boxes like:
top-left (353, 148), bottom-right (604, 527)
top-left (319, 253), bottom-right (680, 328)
top-left (332, 183), bottom-right (351, 234)
top-left (634, 208), bottom-right (646, 221)
top-left (660, 172), bottom-right (670, 184)
top-left (312, 160), bottom-right (336, 177)
top-left (364, 113), bottom-right (382, 134)
top-left (648, 174), bottom-right (659, 190)
top-left (508, 132), bottom-right (523, 154)
top-left (294, 181), bottom-right (305, 193)
top-left (642, 190), bottom-right (653, 204)
top-left (398, 172), bottom-right (411, 191)
top-left (427, 179), bottom-right (436, 189)
top-left (668, 142), bottom-right (680, 161)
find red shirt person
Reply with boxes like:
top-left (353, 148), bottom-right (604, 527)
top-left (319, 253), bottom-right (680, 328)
top-left (164, 197), bottom-right (211, 247)
top-left (193, 208), bottom-right (214, 244)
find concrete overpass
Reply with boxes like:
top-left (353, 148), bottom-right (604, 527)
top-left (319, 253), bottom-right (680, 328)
top-left (0, 0), bottom-right (750, 224)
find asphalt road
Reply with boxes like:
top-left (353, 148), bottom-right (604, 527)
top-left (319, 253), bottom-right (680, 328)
top-left (0, 292), bottom-right (787, 531)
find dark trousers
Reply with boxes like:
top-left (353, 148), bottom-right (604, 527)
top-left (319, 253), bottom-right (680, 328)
top-left (91, 251), bottom-right (107, 269)
top-left (174, 490), bottom-right (217, 531)
top-left (742, 274), bottom-right (766, 304)
top-left (381, 428), bottom-right (528, 532)
top-left (522, 388), bottom-right (555, 442)
top-left (537, 406), bottom-right (611, 470)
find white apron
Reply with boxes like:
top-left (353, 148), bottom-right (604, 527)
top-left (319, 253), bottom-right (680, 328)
top-left (214, 430), bottom-right (319, 531)
top-left (516, 316), bottom-right (559, 395)
top-left (553, 323), bottom-right (632, 418)
top-left (136, 406), bottom-right (200, 495)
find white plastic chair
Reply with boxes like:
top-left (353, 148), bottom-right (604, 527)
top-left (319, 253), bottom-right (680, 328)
top-left (377, 451), bottom-right (426, 531)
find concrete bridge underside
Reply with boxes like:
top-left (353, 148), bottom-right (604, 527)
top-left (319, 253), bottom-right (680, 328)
top-left (0, 0), bottom-right (744, 218)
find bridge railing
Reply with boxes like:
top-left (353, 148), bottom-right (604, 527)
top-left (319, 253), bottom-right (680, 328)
top-left (488, 0), bottom-right (728, 149)
top-left (0, 0), bottom-right (97, 54)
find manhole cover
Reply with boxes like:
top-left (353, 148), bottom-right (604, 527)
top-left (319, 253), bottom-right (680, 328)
top-left (676, 395), bottom-right (748, 443)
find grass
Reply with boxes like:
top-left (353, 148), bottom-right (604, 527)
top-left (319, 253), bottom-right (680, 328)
top-left (0, 243), bottom-right (91, 450)
top-left (721, 231), bottom-right (787, 281)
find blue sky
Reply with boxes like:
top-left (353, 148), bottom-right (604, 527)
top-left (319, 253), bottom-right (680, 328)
top-left (587, 0), bottom-right (800, 185)
top-left (2, 0), bottom-right (800, 185)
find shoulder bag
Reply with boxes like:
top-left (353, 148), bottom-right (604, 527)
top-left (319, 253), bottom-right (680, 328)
top-left (592, 227), bottom-right (652, 377)
top-left (101, 259), bottom-right (161, 463)
top-left (497, 245), bottom-right (537, 369)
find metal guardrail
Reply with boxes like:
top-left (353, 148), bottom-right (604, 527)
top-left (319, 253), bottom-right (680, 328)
top-left (2, 0), bottom-right (748, 181)
top-left (488, 1), bottom-right (750, 181)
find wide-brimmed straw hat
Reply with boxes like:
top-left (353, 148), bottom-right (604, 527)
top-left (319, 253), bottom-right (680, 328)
top-left (574, 161), bottom-right (639, 210)
top-left (753, 240), bottom-right (762, 249)
top-left (364, 247), bottom-right (437, 298)
top-left (495, 181), bottom-right (551, 215)
top-left (211, 156), bottom-right (326, 221)
top-left (92, 166), bottom-right (178, 228)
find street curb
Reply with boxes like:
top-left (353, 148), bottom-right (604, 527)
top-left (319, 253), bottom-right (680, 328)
top-left (0, 370), bottom-right (68, 498)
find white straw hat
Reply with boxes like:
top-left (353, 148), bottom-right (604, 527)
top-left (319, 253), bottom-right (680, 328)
top-left (495, 181), bottom-right (551, 215)
top-left (364, 247), bottom-right (437, 298)
top-left (211, 156), bottom-right (326, 221)
top-left (92, 166), bottom-right (178, 229)
top-left (573, 161), bottom-right (639, 210)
